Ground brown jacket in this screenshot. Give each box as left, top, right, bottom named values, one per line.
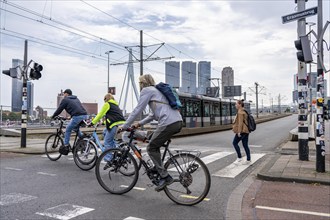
left=232, top=108, right=249, bottom=134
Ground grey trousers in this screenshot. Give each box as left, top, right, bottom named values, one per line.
left=147, top=121, right=182, bottom=178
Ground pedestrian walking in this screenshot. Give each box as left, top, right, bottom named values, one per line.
left=232, top=99, right=251, bottom=165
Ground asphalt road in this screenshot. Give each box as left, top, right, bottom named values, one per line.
left=0, top=115, right=298, bottom=220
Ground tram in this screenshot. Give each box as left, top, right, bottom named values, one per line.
left=177, top=91, right=251, bottom=128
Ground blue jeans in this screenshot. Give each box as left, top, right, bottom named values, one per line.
left=102, top=126, right=118, bottom=161
left=232, top=133, right=251, bottom=161
left=64, top=115, right=88, bottom=146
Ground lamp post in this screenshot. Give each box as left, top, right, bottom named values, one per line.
left=105, top=50, right=114, bottom=93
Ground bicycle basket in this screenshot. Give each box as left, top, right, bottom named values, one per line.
left=134, top=130, right=148, bottom=141
left=121, top=131, right=130, bottom=143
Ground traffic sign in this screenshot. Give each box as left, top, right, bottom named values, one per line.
left=282, top=7, right=317, bottom=24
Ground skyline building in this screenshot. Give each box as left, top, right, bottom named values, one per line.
left=221, top=67, right=234, bottom=99
left=11, top=59, right=34, bottom=115
left=181, top=61, right=197, bottom=93
left=198, top=61, right=211, bottom=95
left=165, top=61, right=180, bottom=88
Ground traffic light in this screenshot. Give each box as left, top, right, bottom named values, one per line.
left=2, top=68, right=18, bottom=78
left=294, top=35, right=313, bottom=63
left=29, top=63, right=43, bottom=80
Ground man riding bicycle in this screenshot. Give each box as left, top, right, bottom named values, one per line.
left=51, top=89, right=88, bottom=155
left=119, top=74, right=183, bottom=192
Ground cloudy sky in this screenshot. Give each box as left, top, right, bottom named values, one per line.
left=0, top=0, right=329, bottom=114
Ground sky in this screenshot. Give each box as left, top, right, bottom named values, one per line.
left=0, top=0, right=329, bottom=115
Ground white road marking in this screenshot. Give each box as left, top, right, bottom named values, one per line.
left=168, top=151, right=233, bottom=172
left=36, top=204, right=94, bottom=220
left=249, top=145, right=263, bottom=148
left=179, top=195, right=210, bottom=201
left=120, top=185, right=146, bottom=191
left=256, top=205, right=330, bottom=217
left=37, top=172, right=56, bottom=176
left=4, top=167, right=22, bottom=171
left=212, top=153, right=265, bottom=178
left=124, top=217, right=145, bottom=220
left=0, top=193, right=37, bottom=206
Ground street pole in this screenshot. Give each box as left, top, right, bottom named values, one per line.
left=140, top=30, right=143, bottom=76
left=255, top=82, right=259, bottom=118
left=316, top=0, right=325, bottom=172
left=297, top=0, right=309, bottom=161
left=21, top=40, right=28, bottom=148
left=105, top=50, right=114, bottom=93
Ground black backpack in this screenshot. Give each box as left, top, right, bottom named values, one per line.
left=244, top=110, right=256, bottom=132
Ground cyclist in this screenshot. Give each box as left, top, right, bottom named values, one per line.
left=119, top=74, right=183, bottom=192
left=51, top=89, right=88, bottom=155
left=90, top=93, right=125, bottom=161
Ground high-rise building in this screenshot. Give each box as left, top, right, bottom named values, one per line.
left=11, top=59, right=23, bottom=112
left=181, top=61, right=197, bottom=93
left=165, top=61, right=180, bottom=88
left=221, top=67, right=234, bottom=99
left=197, top=61, right=211, bottom=95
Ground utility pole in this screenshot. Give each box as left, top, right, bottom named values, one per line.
left=140, top=30, right=143, bottom=76
left=315, top=0, right=325, bottom=172
left=255, top=82, right=259, bottom=118
left=105, top=50, right=114, bottom=93
left=297, top=0, right=309, bottom=161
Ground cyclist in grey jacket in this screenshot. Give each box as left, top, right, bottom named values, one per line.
left=120, top=74, right=182, bottom=192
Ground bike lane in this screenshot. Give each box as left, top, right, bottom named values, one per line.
left=242, top=179, right=330, bottom=220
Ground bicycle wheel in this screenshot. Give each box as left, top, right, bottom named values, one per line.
left=164, top=153, right=211, bottom=206
left=117, top=143, right=142, bottom=176
left=95, top=148, right=139, bottom=194
left=73, top=138, right=98, bottom=171
left=45, top=134, right=63, bottom=161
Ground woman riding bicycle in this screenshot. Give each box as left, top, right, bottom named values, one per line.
left=90, top=93, right=125, bottom=161
left=119, top=74, right=183, bottom=192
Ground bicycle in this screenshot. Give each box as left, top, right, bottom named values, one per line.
left=74, top=124, right=142, bottom=171
left=95, top=127, right=211, bottom=206
left=45, top=116, right=90, bottom=169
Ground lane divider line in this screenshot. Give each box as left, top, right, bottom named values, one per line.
left=255, top=205, right=330, bottom=217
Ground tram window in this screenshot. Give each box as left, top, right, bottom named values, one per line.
left=204, top=102, right=210, bottom=117
left=222, top=102, right=229, bottom=116
left=212, top=103, right=220, bottom=117
left=186, top=101, right=194, bottom=117
left=231, top=103, right=237, bottom=115
left=193, top=101, right=201, bottom=117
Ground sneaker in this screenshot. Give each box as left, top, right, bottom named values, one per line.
left=59, top=145, right=70, bottom=155
left=155, top=175, right=174, bottom=192
left=233, top=158, right=242, bottom=165
left=242, top=160, right=252, bottom=165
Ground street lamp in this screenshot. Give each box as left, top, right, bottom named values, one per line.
left=105, top=50, right=114, bottom=93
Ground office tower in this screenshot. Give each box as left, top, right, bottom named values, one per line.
left=11, top=59, right=23, bottom=112
left=165, top=61, right=180, bottom=88
left=222, top=67, right=234, bottom=99
left=198, top=61, right=211, bottom=95
left=181, top=61, right=197, bottom=93
left=11, top=59, right=34, bottom=115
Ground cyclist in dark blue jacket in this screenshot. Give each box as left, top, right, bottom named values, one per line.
left=52, top=89, right=88, bottom=154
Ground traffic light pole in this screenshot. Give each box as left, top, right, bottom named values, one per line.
left=21, top=40, right=28, bottom=148
left=315, top=0, right=325, bottom=172
left=297, top=0, right=309, bottom=161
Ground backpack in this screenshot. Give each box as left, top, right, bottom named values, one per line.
left=155, top=82, right=182, bottom=109
left=244, top=110, right=256, bottom=132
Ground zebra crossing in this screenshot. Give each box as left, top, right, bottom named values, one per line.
left=2, top=148, right=265, bottom=220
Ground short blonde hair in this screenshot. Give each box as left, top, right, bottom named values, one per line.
left=139, top=74, right=155, bottom=89
left=104, top=93, right=114, bottom=102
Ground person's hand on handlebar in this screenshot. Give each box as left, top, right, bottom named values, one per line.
left=87, top=122, right=94, bottom=127
left=132, top=122, right=140, bottom=129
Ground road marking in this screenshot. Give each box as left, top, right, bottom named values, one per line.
left=37, top=172, right=56, bottom=176
left=4, top=167, right=22, bottom=171
left=120, top=185, right=146, bottom=191
left=179, top=195, right=210, bottom=201
left=212, top=153, right=265, bottom=178
left=0, top=193, right=37, bottom=206
left=36, top=204, right=94, bottom=220
left=256, top=205, right=330, bottom=217
left=124, top=217, right=145, bottom=220
left=249, top=145, right=263, bottom=148
left=167, top=151, right=232, bottom=172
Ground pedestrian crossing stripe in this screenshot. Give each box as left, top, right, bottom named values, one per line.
left=168, top=151, right=233, bottom=172
left=0, top=193, right=37, bottom=206
left=212, top=153, right=265, bottom=178
left=36, top=204, right=94, bottom=220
